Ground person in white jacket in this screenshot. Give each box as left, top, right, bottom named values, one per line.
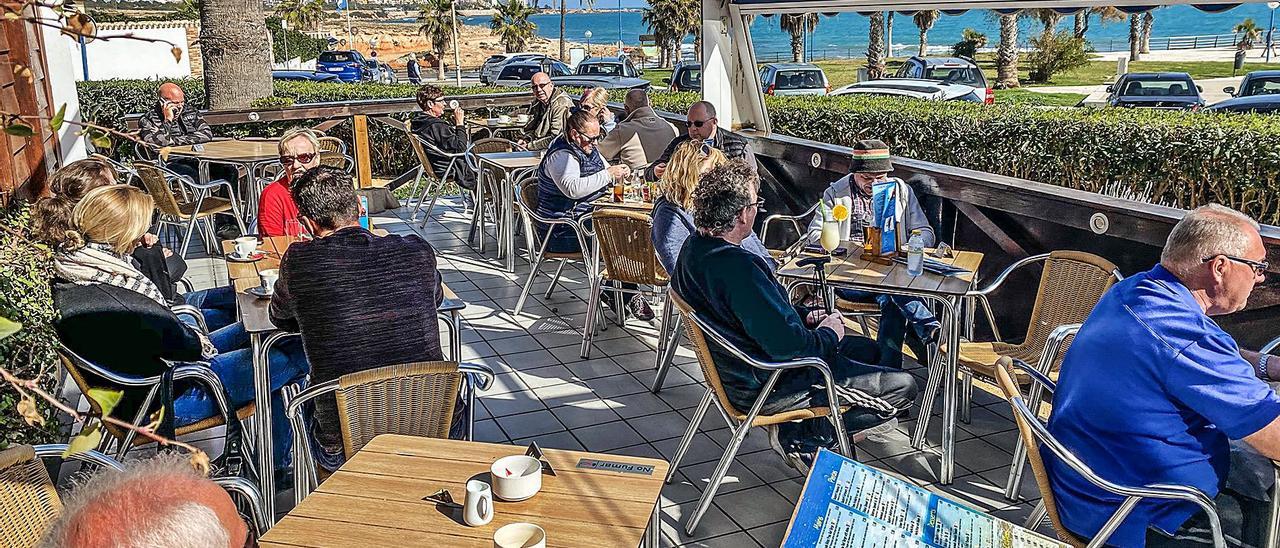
left=804, top=140, right=940, bottom=369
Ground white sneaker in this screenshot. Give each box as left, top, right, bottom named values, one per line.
left=766, top=424, right=813, bottom=475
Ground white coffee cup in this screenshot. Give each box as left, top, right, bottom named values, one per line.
left=493, top=523, right=545, bottom=548
left=499, top=114, right=512, bottom=124
left=464, top=480, right=494, bottom=527
left=233, top=236, right=257, bottom=257
left=258, top=268, right=279, bottom=294
left=490, top=455, right=541, bottom=501
left=448, top=99, right=460, bottom=110
left=516, top=114, right=529, bottom=124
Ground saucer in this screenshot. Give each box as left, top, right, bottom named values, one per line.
left=227, top=250, right=266, bottom=262
left=245, top=286, right=274, bottom=299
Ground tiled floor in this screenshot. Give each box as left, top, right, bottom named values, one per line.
left=184, top=198, right=1052, bottom=547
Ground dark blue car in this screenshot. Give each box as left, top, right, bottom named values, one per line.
left=272, top=70, right=341, bottom=83
left=1105, top=72, right=1204, bottom=110
left=315, top=50, right=370, bottom=83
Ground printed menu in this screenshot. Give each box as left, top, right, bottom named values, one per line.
left=783, top=450, right=1068, bottom=548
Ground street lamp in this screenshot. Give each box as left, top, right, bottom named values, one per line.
left=585, top=30, right=593, bottom=58
left=1268, top=2, right=1279, bottom=63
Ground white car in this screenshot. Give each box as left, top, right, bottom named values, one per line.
left=830, top=79, right=987, bottom=103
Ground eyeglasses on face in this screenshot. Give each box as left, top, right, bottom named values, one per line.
left=580, top=133, right=602, bottom=144
left=741, top=198, right=765, bottom=213
left=532, top=82, right=552, bottom=90
left=1203, top=254, right=1269, bottom=277
left=687, top=117, right=714, bottom=128
left=280, top=152, right=317, bottom=166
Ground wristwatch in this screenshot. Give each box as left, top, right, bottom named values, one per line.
left=1261, top=353, right=1271, bottom=380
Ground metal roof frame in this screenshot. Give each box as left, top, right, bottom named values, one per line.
left=730, top=1, right=1254, bottom=16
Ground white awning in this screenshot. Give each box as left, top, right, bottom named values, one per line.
left=729, top=1, right=1260, bottom=16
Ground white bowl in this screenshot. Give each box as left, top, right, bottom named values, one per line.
left=493, top=522, right=545, bottom=548
left=498, top=115, right=512, bottom=124
left=491, top=455, right=541, bottom=501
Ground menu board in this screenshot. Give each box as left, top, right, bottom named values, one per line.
left=782, top=450, right=1068, bottom=548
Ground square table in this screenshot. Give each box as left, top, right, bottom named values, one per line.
left=476, top=151, right=542, bottom=272
left=222, top=231, right=466, bottom=524
left=168, top=138, right=281, bottom=214
left=775, top=244, right=984, bottom=485
left=259, top=434, right=669, bottom=547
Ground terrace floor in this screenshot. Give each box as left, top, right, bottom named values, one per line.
left=181, top=197, right=1054, bottom=547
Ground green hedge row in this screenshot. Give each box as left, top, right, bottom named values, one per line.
left=78, top=80, right=1280, bottom=223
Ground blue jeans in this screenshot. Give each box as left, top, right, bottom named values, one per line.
left=173, top=324, right=309, bottom=472
left=184, top=286, right=237, bottom=332
left=836, top=289, right=939, bottom=369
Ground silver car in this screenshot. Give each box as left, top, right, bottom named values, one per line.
left=760, top=63, right=829, bottom=96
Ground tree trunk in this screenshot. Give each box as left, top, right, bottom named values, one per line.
left=1140, top=12, right=1153, bottom=54
left=918, top=29, right=928, bottom=56
left=1074, top=12, right=1087, bottom=38
left=438, top=55, right=445, bottom=79
left=885, top=12, right=893, bottom=58
left=867, top=12, right=886, bottom=79
left=996, top=13, right=1019, bottom=89
left=1129, top=14, right=1141, bottom=61
left=559, top=0, right=566, bottom=61
left=201, top=0, right=273, bottom=108
left=789, top=27, right=803, bottom=62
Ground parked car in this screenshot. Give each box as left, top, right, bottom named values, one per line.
left=481, top=53, right=549, bottom=84
left=1207, top=94, right=1280, bottom=114
left=1105, top=72, right=1205, bottom=109
left=316, top=50, right=371, bottom=83
left=1223, top=70, right=1280, bottom=98
left=760, top=63, right=829, bottom=96
left=364, top=59, right=398, bottom=84
left=491, top=60, right=572, bottom=86
left=665, top=62, right=701, bottom=93
left=830, top=79, right=985, bottom=103
left=271, top=70, right=341, bottom=83
left=576, top=56, right=642, bottom=78
left=550, top=75, right=651, bottom=90
left=892, top=56, right=993, bottom=104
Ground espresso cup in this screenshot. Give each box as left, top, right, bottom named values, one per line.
left=233, top=236, right=257, bottom=257
left=490, top=455, right=542, bottom=501
left=258, top=268, right=279, bottom=294
left=493, top=523, right=545, bottom=548
left=448, top=99, right=460, bottom=110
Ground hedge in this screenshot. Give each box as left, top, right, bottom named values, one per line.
left=78, top=80, right=1280, bottom=223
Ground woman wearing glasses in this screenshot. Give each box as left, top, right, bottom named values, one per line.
left=258, top=128, right=322, bottom=237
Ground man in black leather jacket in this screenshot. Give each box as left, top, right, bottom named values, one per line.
left=644, top=100, right=756, bottom=181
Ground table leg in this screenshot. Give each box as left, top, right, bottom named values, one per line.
left=647, top=502, right=661, bottom=548
left=476, top=169, right=487, bottom=252
left=451, top=310, right=462, bottom=363
left=939, top=297, right=960, bottom=485
left=504, top=175, right=516, bottom=273
left=250, top=332, right=277, bottom=526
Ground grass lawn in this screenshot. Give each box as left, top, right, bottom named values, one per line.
left=995, top=89, right=1087, bottom=107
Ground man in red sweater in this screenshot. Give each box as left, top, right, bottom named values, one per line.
left=258, top=128, right=321, bottom=236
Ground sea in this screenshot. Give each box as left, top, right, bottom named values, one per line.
left=460, top=4, right=1279, bottom=59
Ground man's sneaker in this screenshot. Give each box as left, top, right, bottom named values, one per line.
left=628, top=294, right=655, bottom=321
left=856, top=417, right=900, bottom=444
left=766, top=424, right=814, bottom=475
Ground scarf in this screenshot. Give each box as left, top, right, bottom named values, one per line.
left=56, top=243, right=217, bottom=358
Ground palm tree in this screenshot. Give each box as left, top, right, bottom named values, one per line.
left=201, top=0, right=272, bottom=108
left=780, top=13, right=819, bottom=63
left=1129, top=13, right=1141, bottom=60
left=866, top=11, right=886, bottom=79
left=995, top=12, right=1019, bottom=88
left=1141, top=11, right=1154, bottom=54
left=912, top=10, right=939, bottom=56
left=1074, top=11, right=1087, bottom=38
left=1028, top=8, right=1062, bottom=39
left=490, top=0, right=536, bottom=53
left=418, top=0, right=456, bottom=78
left=582, top=0, right=595, bottom=12
left=1235, top=18, right=1262, bottom=50
left=642, top=0, right=698, bottom=67
left=274, top=0, right=325, bottom=30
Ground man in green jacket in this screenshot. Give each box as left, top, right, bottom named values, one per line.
left=518, top=72, right=574, bottom=151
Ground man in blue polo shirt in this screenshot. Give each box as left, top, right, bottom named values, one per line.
left=1047, top=204, right=1280, bottom=547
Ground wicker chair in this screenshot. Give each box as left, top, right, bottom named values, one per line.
left=666, top=291, right=857, bottom=536
left=512, top=177, right=595, bottom=316
left=464, top=138, right=516, bottom=251
left=993, top=358, right=1225, bottom=548
left=316, top=136, right=353, bottom=173
left=404, top=120, right=465, bottom=223
left=911, top=251, right=1121, bottom=498
left=57, top=345, right=255, bottom=460
left=134, top=160, right=246, bottom=258
left=581, top=209, right=672, bottom=370
left=283, top=361, right=494, bottom=506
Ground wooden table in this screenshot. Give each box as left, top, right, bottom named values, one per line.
left=775, top=244, right=983, bottom=485
left=259, top=434, right=668, bottom=547
left=169, top=138, right=281, bottom=216
left=591, top=196, right=654, bottom=212
left=476, top=151, right=542, bottom=272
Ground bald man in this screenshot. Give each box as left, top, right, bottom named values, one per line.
left=597, top=88, right=677, bottom=172
left=644, top=100, right=756, bottom=181
left=519, top=71, right=574, bottom=151
left=138, top=82, right=213, bottom=148
left=41, top=453, right=249, bottom=548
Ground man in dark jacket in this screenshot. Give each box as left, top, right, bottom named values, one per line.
left=644, top=100, right=756, bottom=181
left=410, top=84, right=474, bottom=190
left=269, top=166, right=454, bottom=471
left=671, top=160, right=917, bottom=472
left=519, top=72, right=574, bottom=151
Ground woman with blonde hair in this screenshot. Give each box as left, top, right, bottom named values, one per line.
left=50, top=185, right=308, bottom=474
left=576, top=86, right=616, bottom=134
left=650, top=140, right=773, bottom=274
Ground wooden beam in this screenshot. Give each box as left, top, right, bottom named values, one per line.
left=953, top=201, right=1028, bottom=258
left=353, top=115, right=372, bottom=189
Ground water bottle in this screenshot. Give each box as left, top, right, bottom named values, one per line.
left=906, top=229, right=925, bottom=277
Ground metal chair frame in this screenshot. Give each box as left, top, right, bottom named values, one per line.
left=666, top=296, right=853, bottom=536
left=579, top=209, right=672, bottom=363
left=316, top=136, right=354, bottom=173
left=997, top=359, right=1225, bottom=548
left=89, top=153, right=140, bottom=187
left=511, top=177, right=596, bottom=316
left=404, top=121, right=465, bottom=223
left=464, top=138, right=517, bottom=250
left=134, top=160, right=248, bottom=257
left=283, top=362, right=494, bottom=506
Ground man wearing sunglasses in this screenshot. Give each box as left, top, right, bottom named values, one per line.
left=1048, top=204, right=1280, bottom=548
left=643, top=100, right=756, bottom=181
left=258, top=128, right=321, bottom=237
left=519, top=71, right=574, bottom=151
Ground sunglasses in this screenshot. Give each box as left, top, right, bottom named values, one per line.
left=280, top=152, right=317, bottom=166
left=532, top=82, right=552, bottom=90
left=687, top=117, right=714, bottom=128
left=1204, top=254, right=1269, bottom=277
left=581, top=133, right=602, bottom=144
